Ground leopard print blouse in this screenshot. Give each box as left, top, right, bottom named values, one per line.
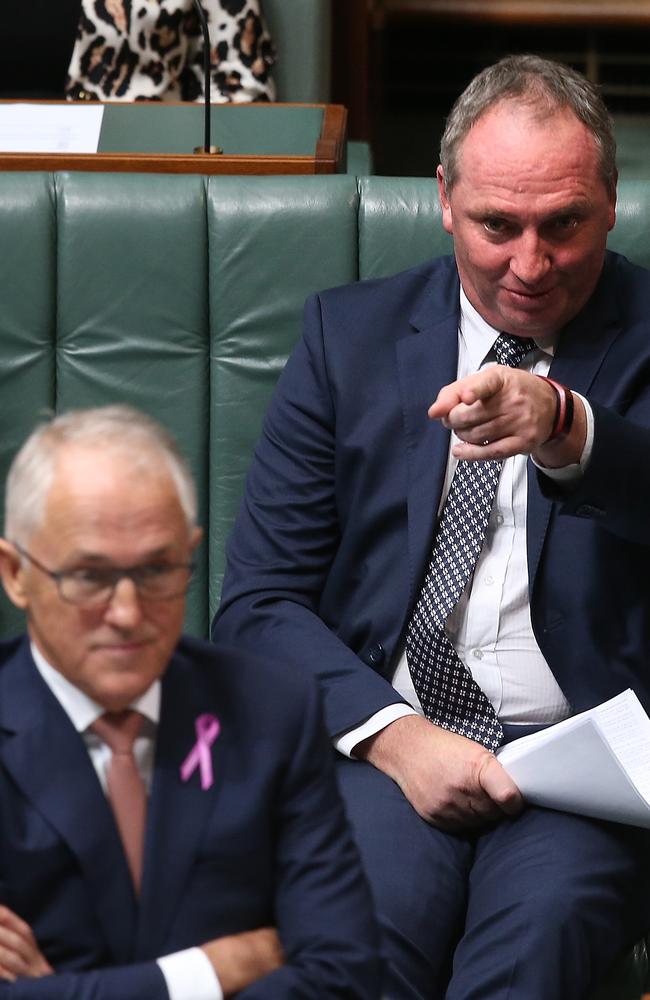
left=65, top=0, right=275, bottom=103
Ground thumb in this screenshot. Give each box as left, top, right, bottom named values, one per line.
left=478, top=753, right=524, bottom=817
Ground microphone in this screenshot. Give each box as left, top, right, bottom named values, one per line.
left=192, top=0, right=222, bottom=155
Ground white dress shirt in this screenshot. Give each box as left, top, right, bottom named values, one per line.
left=31, top=643, right=222, bottom=1000
left=336, top=288, right=595, bottom=756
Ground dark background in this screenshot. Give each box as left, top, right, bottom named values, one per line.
left=331, top=0, right=650, bottom=176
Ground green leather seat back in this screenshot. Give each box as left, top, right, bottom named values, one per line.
left=0, top=174, right=57, bottom=638
left=0, top=172, right=359, bottom=639
left=205, top=174, right=358, bottom=610
left=358, top=176, right=452, bottom=280
left=608, top=179, right=650, bottom=267
left=0, top=172, right=648, bottom=641
left=357, top=176, right=650, bottom=278
left=0, top=172, right=212, bottom=636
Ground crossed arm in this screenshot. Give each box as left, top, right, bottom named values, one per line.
left=0, top=905, right=283, bottom=996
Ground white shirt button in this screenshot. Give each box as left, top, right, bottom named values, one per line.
left=485, top=575, right=494, bottom=586
left=472, top=648, right=483, bottom=660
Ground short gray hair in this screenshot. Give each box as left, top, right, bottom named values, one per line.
left=439, top=54, right=616, bottom=194
left=4, top=405, right=198, bottom=545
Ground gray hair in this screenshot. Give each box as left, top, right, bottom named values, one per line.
left=4, top=405, right=198, bottom=545
left=439, top=54, right=616, bottom=194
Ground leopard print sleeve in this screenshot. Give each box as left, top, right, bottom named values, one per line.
left=64, top=0, right=276, bottom=103
left=180, top=0, right=276, bottom=102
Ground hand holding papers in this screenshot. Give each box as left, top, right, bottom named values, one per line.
left=497, top=690, right=650, bottom=828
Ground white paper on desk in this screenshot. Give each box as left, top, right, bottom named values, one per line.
left=497, top=689, right=650, bottom=828
left=0, top=104, right=104, bottom=153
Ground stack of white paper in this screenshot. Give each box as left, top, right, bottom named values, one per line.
left=497, top=689, right=650, bottom=828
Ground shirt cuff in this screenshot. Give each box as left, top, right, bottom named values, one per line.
left=158, top=947, right=223, bottom=1000
left=335, top=704, right=418, bottom=758
left=533, top=392, right=594, bottom=480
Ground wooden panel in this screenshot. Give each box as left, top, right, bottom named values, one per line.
left=315, top=104, right=349, bottom=174
left=376, top=1, right=650, bottom=27
left=332, top=0, right=372, bottom=141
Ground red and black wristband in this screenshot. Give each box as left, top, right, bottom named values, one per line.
left=535, top=375, right=575, bottom=444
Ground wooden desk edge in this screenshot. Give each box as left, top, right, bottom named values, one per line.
left=0, top=102, right=349, bottom=175
left=0, top=152, right=341, bottom=175
left=376, top=1, right=650, bottom=27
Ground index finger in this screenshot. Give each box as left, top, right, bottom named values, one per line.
left=428, top=368, right=505, bottom=420
left=0, top=907, right=29, bottom=934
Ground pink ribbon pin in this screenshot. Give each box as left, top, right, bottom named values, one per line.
left=180, top=714, right=220, bottom=790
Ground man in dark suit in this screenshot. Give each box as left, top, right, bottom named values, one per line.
left=214, top=55, right=650, bottom=998
left=0, top=405, right=381, bottom=999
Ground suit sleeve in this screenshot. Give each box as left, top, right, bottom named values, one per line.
left=540, top=399, right=650, bottom=546
left=214, top=293, right=405, bottom=738
left=0, top=961, right=167, bottom=999
left=237, top=676, right=382, bottom=999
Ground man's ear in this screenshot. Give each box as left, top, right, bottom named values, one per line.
left=190, top=526, right=203, bottom=553
left=0, top=540, right=29, bottom=610
left=607, top=170, right=618, bottom=232
left=436, top=165, right=453, bottom=236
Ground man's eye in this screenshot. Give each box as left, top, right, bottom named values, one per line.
left=554, top=215, right=579, bottom=231
left=137, top=564, right=172, bottom=579
left=483, top=218, right=508, bottom=235
left=69, top=568, right=109, bottom=587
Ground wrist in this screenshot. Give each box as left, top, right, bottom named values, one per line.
left=535, top=375, right=574, bottom=443
left=533, top=386, right=587, bottom=469
left=355, top=714, right=432, bottom=773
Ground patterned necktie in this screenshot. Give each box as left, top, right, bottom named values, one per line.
left=91, top=710, right=147, bottom=893
left=406, top=333, right=536, bottom=751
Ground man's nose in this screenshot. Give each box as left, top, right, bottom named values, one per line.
left=104, top=576, right=143, bottom=627
left=510, top=232, right=551, bottom=286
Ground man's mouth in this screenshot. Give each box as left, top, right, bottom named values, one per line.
left=503, top=286, right=556, bottom=303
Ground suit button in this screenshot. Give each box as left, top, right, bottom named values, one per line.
left=367, top=643, right=385, bottom=666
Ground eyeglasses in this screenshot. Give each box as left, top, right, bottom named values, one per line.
left=12, top=543, right=194, bottom=607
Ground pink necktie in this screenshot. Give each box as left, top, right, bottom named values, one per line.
left=91, top=710, right=147, bottom=893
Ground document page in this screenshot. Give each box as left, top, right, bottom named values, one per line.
left=591, top=692, right=650, bottom=800
left=497, top=690, right=650, bottom=828
left=0, top=104, right=104, bottom=154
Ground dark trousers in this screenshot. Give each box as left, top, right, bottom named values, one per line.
left=336, top=753, right=650, bottom=999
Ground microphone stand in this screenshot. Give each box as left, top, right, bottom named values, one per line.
left=192, top=0, right=222, bottom=155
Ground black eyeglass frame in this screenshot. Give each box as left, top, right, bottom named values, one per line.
left=11, top=542, right=195, bottom=606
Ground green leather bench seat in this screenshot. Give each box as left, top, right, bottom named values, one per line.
left=0, top=171, right=648, bottom=997
left=2, top=171, right=650, bottom=644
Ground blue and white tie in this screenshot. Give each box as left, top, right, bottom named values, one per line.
left=406, top=333, right=536, bottom=751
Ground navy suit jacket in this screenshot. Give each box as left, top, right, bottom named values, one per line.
left=0, top=636, right=380, bottom=998
left=215, top=251, right=650, bottom=738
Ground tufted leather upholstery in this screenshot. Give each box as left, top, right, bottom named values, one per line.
left=1, top=171, right=649, bottom=637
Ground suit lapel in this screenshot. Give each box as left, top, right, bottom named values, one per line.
left=397, top=264, right=461, bottom=608
left=136, top=649, right=225, bottom=958
left=0, top=640, right=137, bottom=961
left=394, top=256, right=623, bottom=603
left=527, top=259, right=623, bottom=586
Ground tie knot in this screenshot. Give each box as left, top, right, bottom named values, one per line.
left=493, top=333, right=536, bottom=368
left=91, top=710, right=144, bottom=754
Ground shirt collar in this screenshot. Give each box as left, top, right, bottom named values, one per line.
left=459, top=285, right=555, bottom=366
left=30, top=641, right=161, bottom=733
